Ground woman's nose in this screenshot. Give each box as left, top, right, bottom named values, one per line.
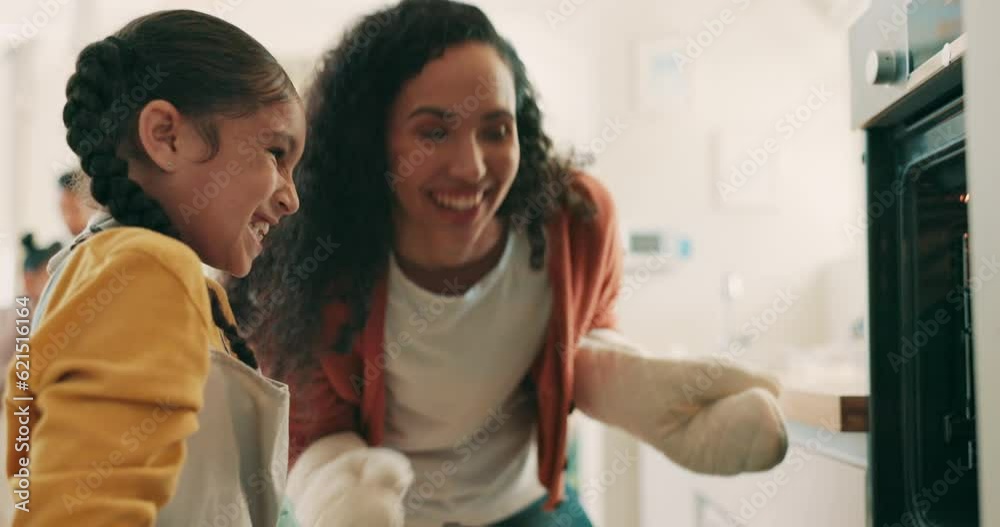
left=448, top=139, right=487, bottom=184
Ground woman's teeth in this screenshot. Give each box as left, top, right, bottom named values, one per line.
left=430, top=191, right=485, bottom=211
left=249, top=220, right=269, bottom=243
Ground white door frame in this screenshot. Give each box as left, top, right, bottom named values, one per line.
left=962, top=1, right=1000, bottom=525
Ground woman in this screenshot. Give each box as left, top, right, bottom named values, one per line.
left=230, top=1, right=788, bottom=525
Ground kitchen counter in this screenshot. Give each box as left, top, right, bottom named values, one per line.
left=779, top=384, right=868, bottom=432
left=767, top=358, right=869, bottom=433
left=773, top=360, right=869, bottom=466
left=786, top=420, right=868, bottom=469
left=673, top=347, right=870, bottom=432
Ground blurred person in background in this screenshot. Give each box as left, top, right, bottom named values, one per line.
left=58, top=170, right=99, bottom=237
left=17, top=234, right=61, bottom=305
left=0, top=234, right=62, bottom=393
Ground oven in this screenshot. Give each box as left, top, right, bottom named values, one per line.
left=850, top=1, right=979, bottom=525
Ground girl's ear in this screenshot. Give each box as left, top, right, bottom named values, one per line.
left=136, top=99, right=183, bottom=172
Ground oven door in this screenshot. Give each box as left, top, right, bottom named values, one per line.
left=867, top=93, right=980, bottom=526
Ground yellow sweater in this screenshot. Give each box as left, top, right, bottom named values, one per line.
left=5, top=227, right=234, bottom=525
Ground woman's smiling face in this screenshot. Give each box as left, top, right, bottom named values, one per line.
left=386, top=42, right=520, bottom=255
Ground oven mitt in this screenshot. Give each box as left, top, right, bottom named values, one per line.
left=575, top=329, right=789, bottom=475
left=286, top=432, right=413, bottom=527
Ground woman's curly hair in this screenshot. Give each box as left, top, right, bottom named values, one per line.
left=228, top=0, right=593, bottom=378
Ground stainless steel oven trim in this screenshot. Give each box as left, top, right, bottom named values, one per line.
left=908, top=34, right=967, bottom=90
left=855, top=33, right=967, bottom=129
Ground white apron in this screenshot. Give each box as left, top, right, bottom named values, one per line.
left=22, top=216, right=292, bottom=526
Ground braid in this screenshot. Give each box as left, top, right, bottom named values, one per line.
left=63, top=36, right=258, bottom=370
left=64, top=38, right=179, bottom=238
left=209, top=290, right=258, bottom=370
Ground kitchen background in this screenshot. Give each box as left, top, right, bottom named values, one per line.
left=3, top=0, right=970, bottom=526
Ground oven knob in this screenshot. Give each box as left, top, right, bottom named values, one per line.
left=866, top=50, right=901, bottom=85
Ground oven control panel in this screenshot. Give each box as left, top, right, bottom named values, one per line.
left=849, top=0, right=965, bottom=128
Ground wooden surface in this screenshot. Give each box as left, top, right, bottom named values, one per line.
left=778, top=385, right=869, bottom=432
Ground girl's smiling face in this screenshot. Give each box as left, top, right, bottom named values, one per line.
left=134, top=98, right=306, bottom=277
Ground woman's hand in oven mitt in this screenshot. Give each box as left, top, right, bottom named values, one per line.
left=574, top=329, right=788, bottom=475
left=286, top=432, right=413, bottom=527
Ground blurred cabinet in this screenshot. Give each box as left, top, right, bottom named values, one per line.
left=691, top=444, right=866, bottom=527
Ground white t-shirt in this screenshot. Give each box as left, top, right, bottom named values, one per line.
left=383, top=229, right=553, bottom=526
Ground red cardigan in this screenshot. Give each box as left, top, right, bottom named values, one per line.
left=288, top=173, right=622, bottom=510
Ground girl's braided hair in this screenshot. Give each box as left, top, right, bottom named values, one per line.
left=62, top=9, right=298, bottom=368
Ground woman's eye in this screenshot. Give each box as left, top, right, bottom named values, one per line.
left=268, top=148, right=286, bottom=160
left=419, top=128, right=447, bottom=141
left=484, top=125, right=509, bottom=141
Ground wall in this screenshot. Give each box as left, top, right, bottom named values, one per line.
left=3, top=0, right=86, bottom=306
left=581, top=0, right=865, bottom=363
left=0, top=50, right=15, bottom=304
left=559, top=0, right=866, bottom=524
left=963, top=0, right=1000, bottom=524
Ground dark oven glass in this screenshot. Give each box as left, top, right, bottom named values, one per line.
left=868, top=92, right=980, bottom=526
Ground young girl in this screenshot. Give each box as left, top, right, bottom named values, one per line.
left=231, top=1, right=787, bottom=525
left=5, top=10, right=305, bottom=525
